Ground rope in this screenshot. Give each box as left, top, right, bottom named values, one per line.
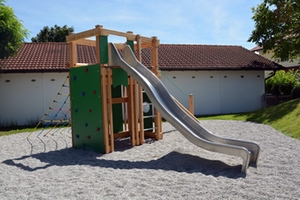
left=141, top=48, right=188, bottom=97
left=27, top=76, right=70, bottom=138
left=160, top=71, right=189, bottom=97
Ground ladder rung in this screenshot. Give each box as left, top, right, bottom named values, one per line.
left=143, top=115, right=156, bottom=119
left=144, top=127, right=157, bottom=131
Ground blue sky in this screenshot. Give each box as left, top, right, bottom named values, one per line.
left=6, top=0, right=262, bottom=49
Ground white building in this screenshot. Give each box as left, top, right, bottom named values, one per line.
left=0, top=43, right=284, bottom=126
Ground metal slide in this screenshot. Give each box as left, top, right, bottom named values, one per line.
left=108, top=43, right=260, bottom=173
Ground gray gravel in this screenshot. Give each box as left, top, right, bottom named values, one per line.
left=0, top=120, right=299, bottom=199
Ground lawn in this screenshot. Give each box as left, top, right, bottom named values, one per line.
left=198, top=98, right=300, bottom=140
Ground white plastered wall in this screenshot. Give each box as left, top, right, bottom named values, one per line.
left=160, top=70, right=265, bottom=115
left=0, top=72, right=69, bottom=126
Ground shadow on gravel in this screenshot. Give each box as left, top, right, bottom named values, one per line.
left=2, top=147, right=245, bottom=179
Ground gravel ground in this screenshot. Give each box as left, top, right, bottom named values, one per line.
left=0, top=120, right=299, bottom=199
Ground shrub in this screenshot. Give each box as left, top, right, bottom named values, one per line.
left=266, top=70, right=299, bottom=95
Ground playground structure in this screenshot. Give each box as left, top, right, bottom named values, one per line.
left=66, top=25, right=261, bottom=173
left=66, top=25, right=163, bottom=153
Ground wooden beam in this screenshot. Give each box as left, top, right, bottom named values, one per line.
left=76, top=39, right=96, bottom=46
left=66, top=25, right=154, bottom=44
left=173, top=96, right=199, bottom=123
left=111, top=97, right=128, bottom=104
left=114, top=131, right=130, bottom=139
left=66, top=25, right=103, bottom=42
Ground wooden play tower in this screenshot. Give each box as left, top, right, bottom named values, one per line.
left=66, top=25, right=163, bottom=153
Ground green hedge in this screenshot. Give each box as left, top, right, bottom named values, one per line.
left=266, top=70, right=300, bottom=96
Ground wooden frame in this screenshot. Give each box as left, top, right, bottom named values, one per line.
left=67, top=25, right=163, bottom=153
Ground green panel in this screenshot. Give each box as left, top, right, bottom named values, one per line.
left=112, top=86, right=123, bottom=133
left=127, top=40, right=154, bottom=131
left=70, top=64, right=105, bottom=153
left=127, top=40, right=134, bottom=50
left=112, top=68, right=128, bottom=87
left=100, top=36, right=108, bottom=64
left=143, top=92, right=153, bottom=131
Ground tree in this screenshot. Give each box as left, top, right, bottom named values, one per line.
left=31, top=25, right=74, bottom=42
left=248, top=0, right=300, bottom=62
left=0, top=0, right=28, bottom=59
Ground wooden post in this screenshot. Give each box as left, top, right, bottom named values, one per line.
left=189, top=94, right=194, bottom=115
left=107, top=69, right=114, bottom=152
left=69, top=41, right=77, bottom=147
left=122, top=86, right=128, bottom=131
left=151, top=36, right=163, bottom=139
left=136, top=34, right=144, bottom=144
left=128, top=76, right=136, bottom=146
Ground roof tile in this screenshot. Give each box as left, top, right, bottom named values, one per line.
left=0, top=42, right=284, bottom=73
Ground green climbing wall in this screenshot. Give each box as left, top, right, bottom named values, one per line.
left=70, top=64, right=105, bottom=152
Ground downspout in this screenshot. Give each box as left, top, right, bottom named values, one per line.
left=262, top=70, right=276, bottom=108
left=265, top=70, right=276, bottom=81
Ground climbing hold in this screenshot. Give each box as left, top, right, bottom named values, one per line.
left=85, top=123, right=88, bottom=127
left=87, top=135, right=91, bottom=139
left=81, top=91, right=86, bottom=96
left=73, top=76, right=77, bottom=81
left=93, top=90, right=97, bottom=94
left=96, top=127, right=100, bottom=131
left=76, top=134, right=80, bottom=138
left=88, top=109, right=92, bottom=113
left=75, top=108, right=79, bottom=113
left=85, top=68, right=89, bottom=73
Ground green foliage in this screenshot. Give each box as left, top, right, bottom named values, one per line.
left=266, top=70, right=299, bottom=95
left=248, top=0, right=300, bottom=62
left=31, top=25, right=74, bottom=42
left=0, top=0, right=28, bottom=59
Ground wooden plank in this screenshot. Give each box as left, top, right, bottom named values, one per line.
left=114, top=131, right=130, bottom=139
left=133, top=79, right=139, bottom=145
left=128, top=76, right=136, bottom=146
left=136, top=35, right=144, bottom=144
left=97, top=34, right=109, bottom=153
left=111, top=97, right=128, bottom=104
left=173, top=96, right=199, bottom=123
left=75, top=63, right=88, bottom=67
left=66, top=25, right=102, bottom=42
left=76, top=39, right=96, bottom=46
left=107, top=68, right=114, bottom=152
left=101, top=66, right=109, bottom=153
left=144, top=131, right=157, bottom=138
left=138, top=85, right=144, bottom=144
left=69, top=42, right=76, bottom=148
left=123, top=86, right=128, bottom=131
left=67, top=26, right=154, bottom=44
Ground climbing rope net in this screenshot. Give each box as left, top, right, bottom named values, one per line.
left=27, top=76, right=71, bottom=138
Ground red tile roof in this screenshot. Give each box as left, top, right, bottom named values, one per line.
left=154, top=44, right=283, bottom=70
left=0, top=42, right=284, bottom=73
